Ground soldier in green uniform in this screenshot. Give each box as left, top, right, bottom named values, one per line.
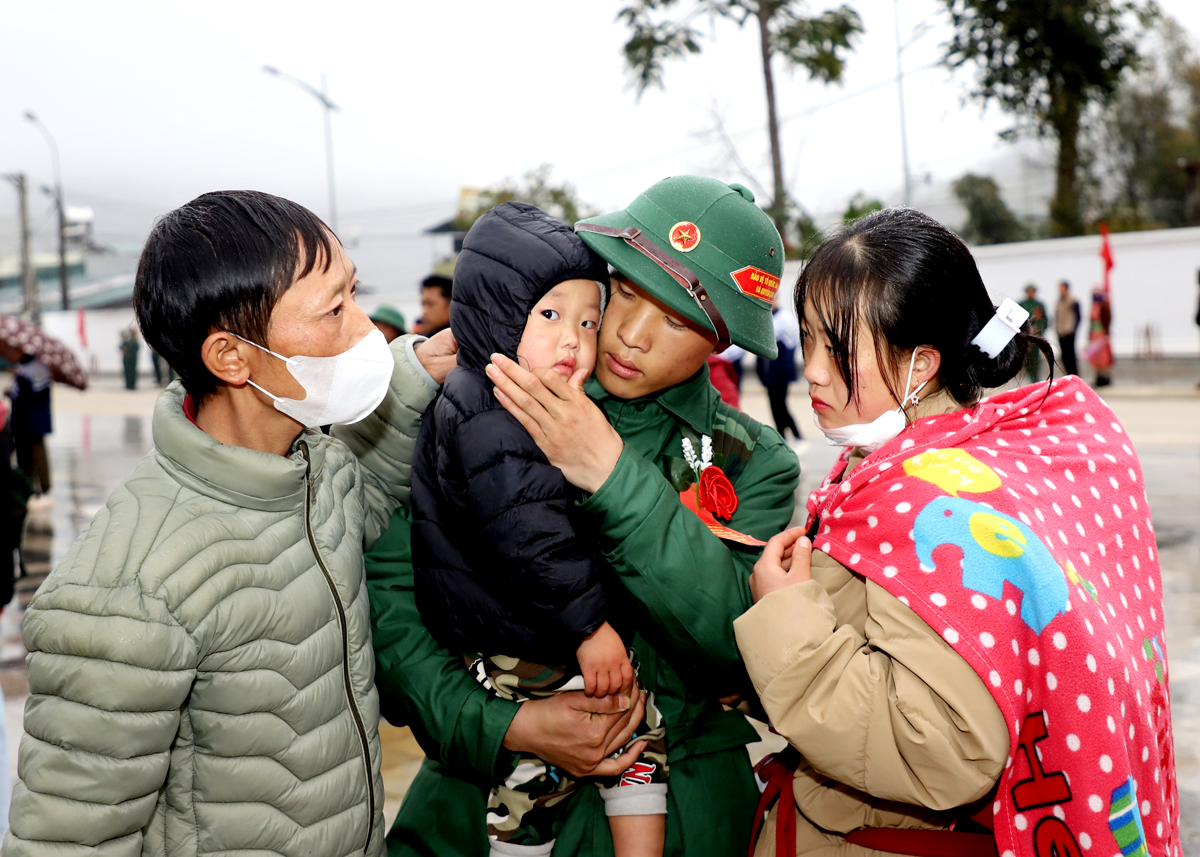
left=120, top=327, right=140, bottom=390
left=362, top=176, right=800, bottom=856
left=1019, top=284, right=1048, bottom=381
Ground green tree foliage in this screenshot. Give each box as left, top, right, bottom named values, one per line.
left=451, top=165, right=596, bottom=231
left=842, top=192, right=883, bottom=222
left=618, top=0, right=862, bottom=242
left=940, top=0, right=1151, bottom=237
left=952, top=173, right=1027, bottom=245
left=1096, top=16, right=1200, bottom=229
left=790, top=207, right=822, bottom=259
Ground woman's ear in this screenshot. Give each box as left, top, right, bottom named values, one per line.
left=912, top=345, right=941, bottom=388
left=200, top=331, right=252, bottom=386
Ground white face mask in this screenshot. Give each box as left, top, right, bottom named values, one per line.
left=814, top=350, right=928, bottom=454
left=232, top=328, right=393, bottom=427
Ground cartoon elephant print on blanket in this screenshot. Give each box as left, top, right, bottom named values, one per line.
left=913, top=496, right=1070, bottom=635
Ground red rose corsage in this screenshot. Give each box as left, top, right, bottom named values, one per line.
left=678, top=435, right=764, bottom=546
left=698, top=466, right=738, bottom=520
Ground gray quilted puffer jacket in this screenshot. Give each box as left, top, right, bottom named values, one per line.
left=6, top=336, right=437, bottom=857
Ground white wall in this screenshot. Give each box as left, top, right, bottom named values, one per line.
left=40, top=308, right=153, bottom=376
left=782, top=226, right=1200, bottom=357
left=971, top=228, right=1200, bottom=357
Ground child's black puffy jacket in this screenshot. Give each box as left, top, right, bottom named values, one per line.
left=411, top=202, right=612, bottom=664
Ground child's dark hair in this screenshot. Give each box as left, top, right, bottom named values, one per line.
left=794, top=207, right=1052, bottom=407
left=134, top=190, right=335, bottom=402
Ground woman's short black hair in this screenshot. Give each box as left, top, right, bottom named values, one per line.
left=794, top=207, right=1048, bottom=407
left=134, top=190, right=335, bottom=402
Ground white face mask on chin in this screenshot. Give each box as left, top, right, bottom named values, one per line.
left=814, top=350, right=928, bottom=454
left=232, top=327, right=394, bottom=428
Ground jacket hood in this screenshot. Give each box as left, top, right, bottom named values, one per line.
left=450, top=202, right=609, bottom=373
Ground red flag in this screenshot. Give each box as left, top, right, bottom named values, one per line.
left=77, top=307, right=88, bottom=349
left=1098, top=222, right=1114, bottom=295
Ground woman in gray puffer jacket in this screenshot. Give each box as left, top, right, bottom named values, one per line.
left=5, top=191, right=450, bottom=857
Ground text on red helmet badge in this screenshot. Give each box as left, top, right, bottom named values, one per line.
left=669, top=221, right=701, bottom=253
left=730, top=265, right=780, bottom=304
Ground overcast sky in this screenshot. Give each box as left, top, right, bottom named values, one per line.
left=3, top=0, right=1199, bottom=301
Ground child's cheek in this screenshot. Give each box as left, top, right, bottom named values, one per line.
left=582, top=337, right=599, bottom=373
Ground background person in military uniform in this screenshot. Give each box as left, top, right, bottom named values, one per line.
left=120, top=327, right=140, bottom=390
left=370, top=305, right=407, bottom=343
left=149, top=346, right=175, bottom=386
left=1018, top=284, right=1047, bottom=380
left=353, top=177, right=800, bottom=857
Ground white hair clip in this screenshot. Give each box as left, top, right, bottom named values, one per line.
left=971, top=297, right=1029, bottom=358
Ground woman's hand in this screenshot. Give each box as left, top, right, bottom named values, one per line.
left=749, top=527, right=813, bottom=603
left=485, top=353, right=624, bottom=494
left=503, top=689, right=647, bottom=778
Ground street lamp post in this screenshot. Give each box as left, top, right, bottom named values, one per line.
left=893, top=6, right=930, bottom=208
left=263, top=66, right=340, bottom=232
left=2, top=173, right=39, bottom=321
left=894, top=0, right=911, bottom=207
left=24, top=110, right=70, bottom=311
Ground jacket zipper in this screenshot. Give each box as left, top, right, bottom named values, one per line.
left=301, top=444, right=376, bottom=850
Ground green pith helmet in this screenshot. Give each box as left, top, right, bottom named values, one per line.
left=575, top=175, right=783, bottom=358
left=369, top=305, right=407, bottom=333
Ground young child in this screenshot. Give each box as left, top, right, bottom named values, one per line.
left=411, top=202, right=667, bottom=857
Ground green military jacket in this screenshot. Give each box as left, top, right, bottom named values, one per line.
left=368, top=367, right=800, bottom=856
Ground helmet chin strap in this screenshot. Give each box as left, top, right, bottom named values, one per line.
left=575, top=222, right=731, bottom=349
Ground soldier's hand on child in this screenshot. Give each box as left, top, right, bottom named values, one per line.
left=576, top=621, right=636, bottom=698
left=503, top=689, right=647, bottom=779
left=749, top=527, right=813, bottom=603
left=487, top=353, right=624, bottom=494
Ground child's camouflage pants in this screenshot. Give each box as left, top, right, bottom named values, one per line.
left=466, top=651, right=669, bottom=852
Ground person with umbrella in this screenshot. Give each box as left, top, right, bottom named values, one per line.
left=0, top=315, right=89, bottom=392
left=0, top=315, right=88, bottom=501
left=7, top=352, right=52, bottom=498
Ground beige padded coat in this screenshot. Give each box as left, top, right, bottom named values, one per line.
left=734, top=390, right=1011, bottom=856
left=5, top=336, right=437, bottom=857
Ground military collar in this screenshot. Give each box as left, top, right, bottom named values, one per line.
left=586, top=362, right=718, bottom=435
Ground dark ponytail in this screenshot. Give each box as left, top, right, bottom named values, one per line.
left=794, top=207, right=1052, bottom=407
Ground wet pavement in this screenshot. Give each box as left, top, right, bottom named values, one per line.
left=0, top=366, right=1197, bottom=845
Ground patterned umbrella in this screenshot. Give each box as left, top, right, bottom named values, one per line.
left=0, top=316, right=88, bottom=390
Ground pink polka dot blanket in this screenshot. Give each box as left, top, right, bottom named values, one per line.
left=804, top=376, right=1178, bottom=857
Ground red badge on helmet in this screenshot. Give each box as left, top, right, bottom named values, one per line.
left=730, top=265, right=780, bottom=303
left=669, top=221, right=701, bottom=253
